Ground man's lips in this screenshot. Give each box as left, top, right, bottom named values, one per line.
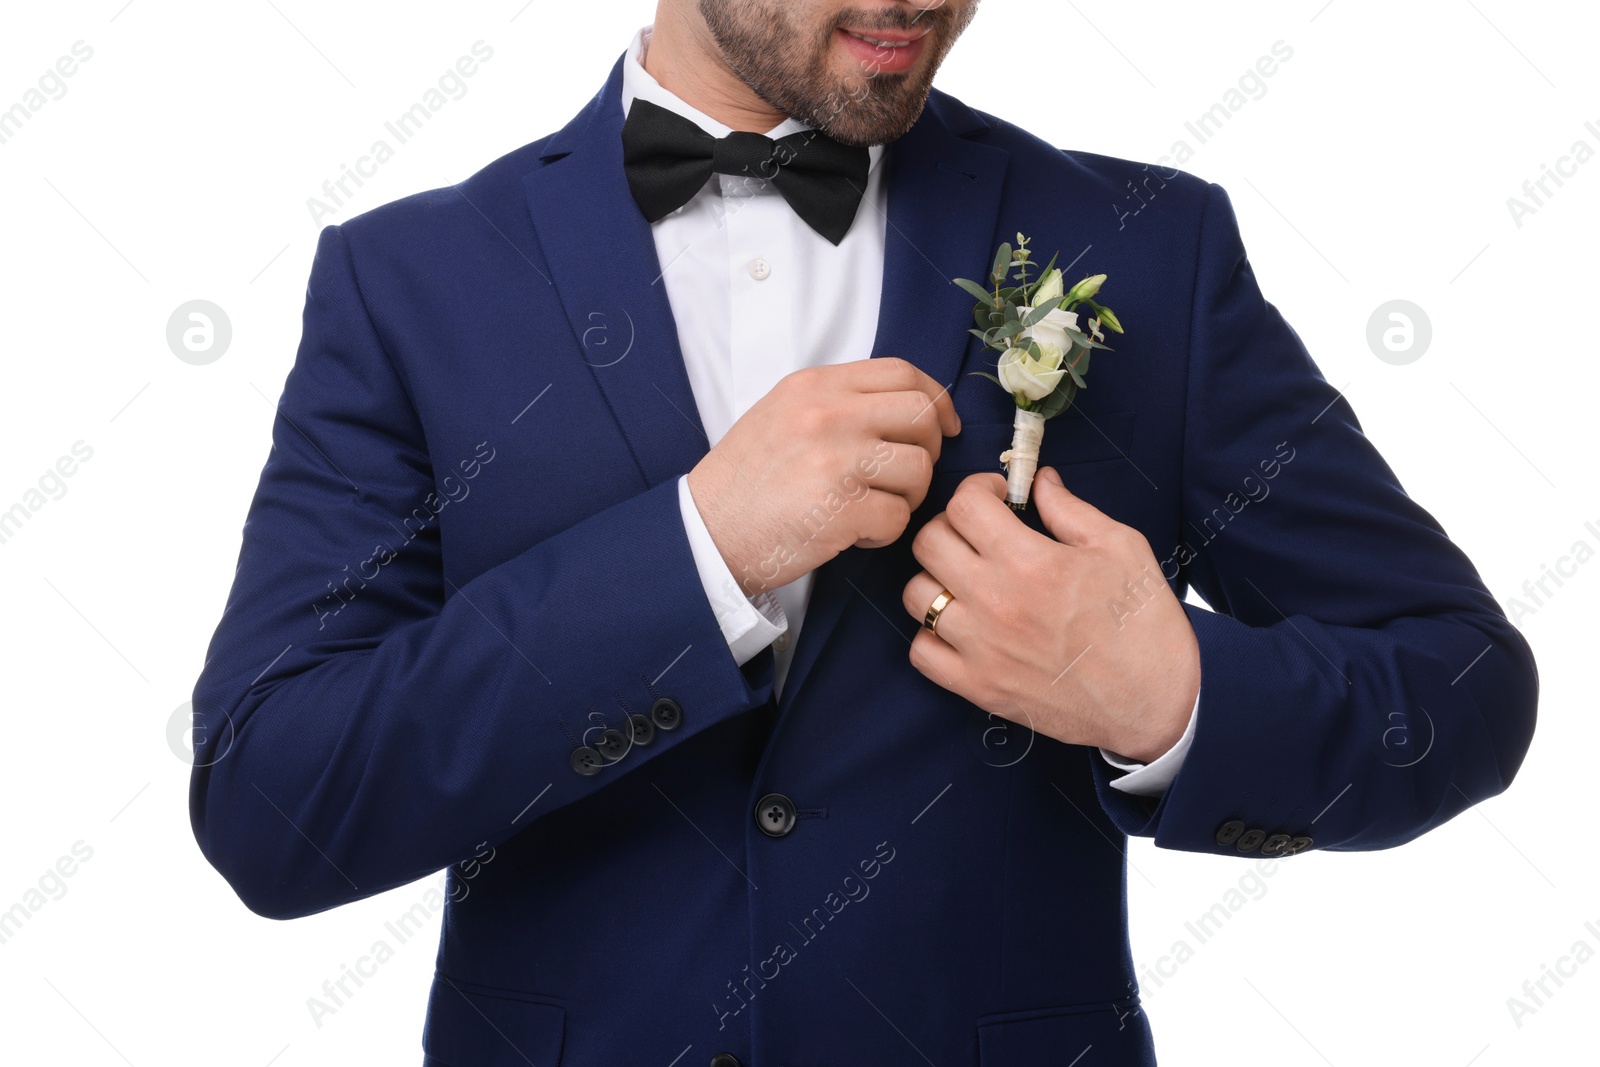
left=834, top=25, right=931, bottom=74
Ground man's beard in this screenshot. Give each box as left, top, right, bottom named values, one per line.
left=697, top=0, right=975, bottom=146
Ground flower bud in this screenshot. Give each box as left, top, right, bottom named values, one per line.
left=1032, top=269, right=1064, bottom=306
left=1065, top=273, right=1107, bottom=303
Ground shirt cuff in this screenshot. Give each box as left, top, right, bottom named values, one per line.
left=1098, top=685, right=1200, bottom=797
left=677, top=474, right=788, bottom=666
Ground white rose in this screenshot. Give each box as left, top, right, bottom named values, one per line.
left=998, top=343, right=1066, bottom=401
left=1022, top=307, right=1081, bottom=355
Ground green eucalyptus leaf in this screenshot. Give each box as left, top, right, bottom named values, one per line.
left=1024, top=298, right=1063, bottom=326
left=1034, top=381, right=1078, bottom=419
left=991, top=243, right=1012, bottom=283
left=954, top=277, right=997, bottom=307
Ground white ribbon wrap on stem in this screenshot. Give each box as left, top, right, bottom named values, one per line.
left=998, top=407, right=1046, bottom=511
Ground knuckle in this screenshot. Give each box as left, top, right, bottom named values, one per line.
left=908, top=444, right=934, bottom=483
left=909, top=521, right=930, bottom=559
left=883, top=494, right=912, bottom=538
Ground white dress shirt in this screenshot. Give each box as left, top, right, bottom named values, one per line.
left=620, top=26, right=1196, bottom=796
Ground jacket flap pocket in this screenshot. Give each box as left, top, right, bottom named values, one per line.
left=422, top=973, right=566, bottom=1067
left=978, top=999, right=1154, bottom=1066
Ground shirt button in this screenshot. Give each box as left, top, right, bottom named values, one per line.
left=748, top=258, right=771, bottom=281
left=773, top=632, right=791, bottom=651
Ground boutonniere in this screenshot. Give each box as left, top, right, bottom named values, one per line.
left=954, top=233, right=1124, bottom=510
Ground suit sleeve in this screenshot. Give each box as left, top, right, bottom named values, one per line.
left=189, top=225, right=774, bottom=920
left=1089, top=181, right=1538, bottom=855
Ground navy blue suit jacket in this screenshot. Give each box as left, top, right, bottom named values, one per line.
left=190, top=53, right=1537, bottom=1067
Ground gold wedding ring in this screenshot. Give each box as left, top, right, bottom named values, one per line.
left=923, top=589, right=955, bottom=635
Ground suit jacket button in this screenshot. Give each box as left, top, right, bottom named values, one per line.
left=709, top=1054, right=743, bottom=1067
left=1236, top=828, right=1267, bottom=853
left=595, top=728, right=628, bottom=761
left=755, top=793, right=797, bottom=838
left=1215, top=819, right=1245, bottom=846
left=569, top=747, right=604, bottom=777
left=651, top=696, right=683, bottom=731
left=628, top=712, right=656, bottom=747
left=1284, top=835, right=1315, bottom=855
left=1261, top=833, right=1293, bottom=856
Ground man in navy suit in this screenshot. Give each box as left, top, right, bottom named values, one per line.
left=190, top=1, right=1538, bottom=1063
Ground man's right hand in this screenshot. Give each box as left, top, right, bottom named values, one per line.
left=685, top=357, right=961, bottom=599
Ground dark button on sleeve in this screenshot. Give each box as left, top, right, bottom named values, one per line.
left=1283, top=835, right=1315, bottom=855
left=1235, top=828, right=1266, bottom=853
left=1260, top=833, right=1292, bottom=856
left=1215, top=819, right=1245, bottom=846
left=651, top=696, right=683, bottom=731
left=627, top=712, right=656, bottom=747
left=595, top=728, right=629, bottom=761
left=569, top=746, right=605, bottom=777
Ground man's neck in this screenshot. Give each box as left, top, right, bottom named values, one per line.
left=643, top=10, right=788, bottom=134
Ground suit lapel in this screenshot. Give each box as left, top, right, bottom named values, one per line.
left=522, top=56, right=712, bottom=490
left=777, top=93, right=1010, bottom=713
left=522, top=65, right=1009, bottom=714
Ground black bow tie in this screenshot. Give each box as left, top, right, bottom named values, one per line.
left=621, top=98, right=871, bottom=246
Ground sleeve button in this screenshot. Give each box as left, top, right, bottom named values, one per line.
left=651, top=696, right=683, bottom=731
left=595, top=728, right=629, bottom=761
left=627, top=712, right=656, bottom=747
left=1261, top=833, right=1293, bottom=856
left=569, top=747, right=605, bottom=777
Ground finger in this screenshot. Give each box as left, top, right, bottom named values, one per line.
left=851, top=487, right=914, bottom=548
left=859, top=441, right=936, bottom=512
left=1032, top=466, right=1105, bottom=547
left=909, top=512, right=979, bottom=587
left=909, top=623, right=967, bottom=691
left=903, top=569, right=968, bottom=651
left=901, top=569, right=942, bottom=623
left=870, top=391, right=946, bottom=466
left=944, top=472, right=1030, bottom=559
left=852, top=356, right=960, bottom=438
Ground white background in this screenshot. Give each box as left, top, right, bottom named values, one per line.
left=1, top=1, right=1596, bottom=1064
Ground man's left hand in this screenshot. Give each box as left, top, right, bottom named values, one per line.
left=902, top=466, right=1201, bottom=763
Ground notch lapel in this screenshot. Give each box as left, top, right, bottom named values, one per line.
left=777, top=93, right=1011, bottom=713
left=521, top=56, right=712, bottom=491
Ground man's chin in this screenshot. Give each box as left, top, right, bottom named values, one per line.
left=821, top=85, right=933, bottom=146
